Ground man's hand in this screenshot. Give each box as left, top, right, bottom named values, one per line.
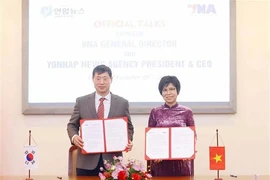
left=125, top=140, right=133, bottom=152
left=73, top=136, right=84, bottom=149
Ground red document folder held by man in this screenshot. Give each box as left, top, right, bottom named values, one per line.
left=80, top=117, right=128, bottom=154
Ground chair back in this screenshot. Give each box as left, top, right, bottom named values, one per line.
left=68, top=145, right=78, bottom=176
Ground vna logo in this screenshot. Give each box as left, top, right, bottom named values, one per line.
left=188, top=4, right=216, bottom=14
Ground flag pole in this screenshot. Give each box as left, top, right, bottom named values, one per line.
left=215, top=129, right=222, bottom=180
left=26, top=130, right=33, bottom=180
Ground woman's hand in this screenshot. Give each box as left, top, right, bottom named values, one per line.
left=154, top=159, right=162, bottom=163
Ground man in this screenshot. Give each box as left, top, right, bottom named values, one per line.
left=67, top=64, right=134, bottom=176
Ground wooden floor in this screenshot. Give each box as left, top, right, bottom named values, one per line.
left=0, top=176, right=269, bottom=180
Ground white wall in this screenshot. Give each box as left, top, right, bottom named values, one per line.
left=0, top=0, right=3, bottom=175
left=268, top=0, right=270, bottom=174
left=0, top=0, right=269, bottom=176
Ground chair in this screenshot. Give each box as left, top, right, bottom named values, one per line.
left=68, top=145, right=78, bottom=176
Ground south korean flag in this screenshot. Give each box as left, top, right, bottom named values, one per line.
left=24, top=145, right=38, bottom=169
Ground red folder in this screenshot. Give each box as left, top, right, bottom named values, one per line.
left=145, top=126, right=196, bottom=160
left=80, top=117, right=128, bottom=154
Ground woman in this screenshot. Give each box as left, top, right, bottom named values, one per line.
left=148, top=75, right=196, bottom=176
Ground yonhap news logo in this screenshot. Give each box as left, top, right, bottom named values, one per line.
left=41, top=6, right=53, bottom=17
left=40, top=5, right=85, bottom=18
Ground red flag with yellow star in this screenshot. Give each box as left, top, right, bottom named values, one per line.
left=209, top=146, right=225, bottom=170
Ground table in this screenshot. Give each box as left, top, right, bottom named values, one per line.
left=0, top=176, right=269, bottom=180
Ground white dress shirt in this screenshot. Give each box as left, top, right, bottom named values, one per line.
left=72, top=92, right=111, bottom=143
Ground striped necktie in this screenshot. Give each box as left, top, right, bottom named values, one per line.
left=97, top=98, right=105, bottom=119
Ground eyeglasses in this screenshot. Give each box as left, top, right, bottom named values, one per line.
left=162, top=87, right=176, bottom=94
left=94, top=76, right=110, bottom=82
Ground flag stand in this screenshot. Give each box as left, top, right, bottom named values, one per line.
left=214, top=129, right=222, bottom=180
left=25, top=130, right=33, bottom=180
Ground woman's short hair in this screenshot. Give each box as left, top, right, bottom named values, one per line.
left=158, top=75, right=181, bottom=95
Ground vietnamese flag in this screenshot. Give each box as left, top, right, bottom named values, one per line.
left=209, top=146, right=225, bottom=170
